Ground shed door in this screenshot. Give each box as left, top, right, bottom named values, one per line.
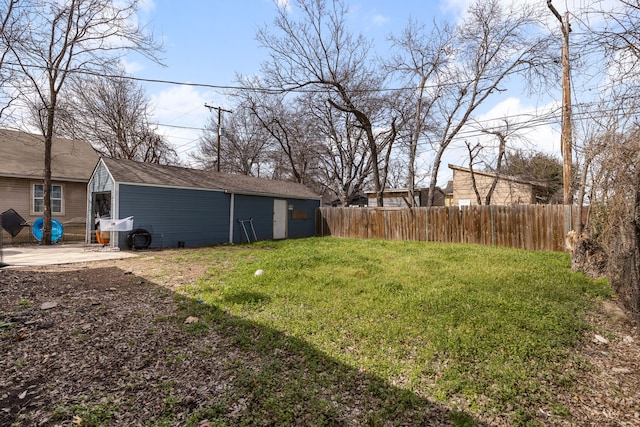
left=273, top=199, right=287, bottom=240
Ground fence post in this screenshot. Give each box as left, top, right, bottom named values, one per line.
left=490, top=205, right=495, bottom=246
left=424, top=207, right=428, bottom=242
left=569, top=204, right=573, bottom=232
left=384, top=209, right=388, bottom=240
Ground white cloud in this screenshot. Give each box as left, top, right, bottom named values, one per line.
left=472, top=97, right=561, bottom=156
left=149, top=85, right=226, bottom=163
left=275, top=0, right=291, bottom=12
left=371, top=14, right=389, bottom=27
left=441, top=0, right=620, bottom=24
left=439, top=0, right=468, bottom=19
left=120, top=58, right=144, bottom=74
left=417, top=97, right=562, bottom=186
left=137, top=0, right=156, bottom=15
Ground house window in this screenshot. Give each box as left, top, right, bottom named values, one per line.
left=33, top=184, right=63, bottom=214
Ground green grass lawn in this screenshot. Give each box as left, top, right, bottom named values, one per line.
left=171, top=237, right=611, bottom=425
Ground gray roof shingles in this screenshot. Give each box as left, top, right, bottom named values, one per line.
left=102, top=157, right=321, bottom=200
left=0, top=129, right=98, bottom=181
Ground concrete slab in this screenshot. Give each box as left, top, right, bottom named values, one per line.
left=0, top=243, right=138, bottom=268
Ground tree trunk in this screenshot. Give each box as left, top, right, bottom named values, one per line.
left=633, top=167, right=640, bottom=320
left=485, top=133, right=506, bottom=205
left=368, top=131, right=383, bottom=207
left=42, top=103, right=56, bottom=245
left=575, top=156, right=593, bottom=235
left=408, top=81, right=426, bottom=208
left=469, top=166, right=482, bottom=205
left=427, top=147, right=445, bottom=208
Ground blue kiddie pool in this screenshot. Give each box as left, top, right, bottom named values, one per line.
left=32, top=217, right=64, bottom=243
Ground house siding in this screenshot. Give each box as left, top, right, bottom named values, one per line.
left=453, top=169, right=534, bottom=205
left=0, top=130, right=97, bottom=243
left=366, top=190, right=447, bottom=207
left=232, top=195, right=320, bottom=243
left=116, top=184, right=230, bottom=249
left=1, top=177, right=87, bottom=221
left=233, top=194, right=275, bottom=243
left=286, top=198, right=319, bottom=238
left=0, top=177, right=31, bottom=219
left=89, top=162, right=114, bottom=193
left=61, top=182, right=91, bottom=221
left=2, top=176, right=88, bottom=243
left=368, top=193, right=418, bottom=208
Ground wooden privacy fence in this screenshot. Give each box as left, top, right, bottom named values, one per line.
left=316, top=205, right=577, bottom=252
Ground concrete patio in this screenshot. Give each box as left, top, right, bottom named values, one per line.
left=0, top=243, right=138, bottom=268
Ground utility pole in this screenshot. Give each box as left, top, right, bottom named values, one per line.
left=547, top=0, right=573, bottom=205
left=205, top=104, right=232, bottom=172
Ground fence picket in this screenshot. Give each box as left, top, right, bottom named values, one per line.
left=316, top=205, right=573, bottom=252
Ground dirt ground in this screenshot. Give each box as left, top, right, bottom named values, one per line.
left=1, top=253, right=639, bottom=426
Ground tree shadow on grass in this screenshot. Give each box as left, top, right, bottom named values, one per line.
left=0, top=267, right=486, bottom=426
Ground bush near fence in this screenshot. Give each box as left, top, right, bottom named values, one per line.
left=316, top=205, right=577, bottom=252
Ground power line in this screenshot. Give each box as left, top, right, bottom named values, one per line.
left=155, top=99, right=640, bottom=147
left=156, top=123, right=205, bottom=131
left=0, top=61, right=566, bottom=95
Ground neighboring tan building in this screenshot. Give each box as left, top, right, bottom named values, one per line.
left=0, top=129, right=98, bottom=243
left=365, top=187, right=447, bottom=207
left=449, top=164, right=550, bottom=206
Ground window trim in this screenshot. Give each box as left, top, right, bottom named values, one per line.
left=31, top=182, right=65, bottom=216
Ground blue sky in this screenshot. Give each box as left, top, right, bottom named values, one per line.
left=127, top=0, right=614, bottom=184
left=129, top=0, right=472, bottom=169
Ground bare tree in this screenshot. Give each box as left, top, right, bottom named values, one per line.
left=595, top=1, right=640, bottom=63
left=239, top=88, right=323, bottom=186
left=481, top=130, right=507, bottom=206
left=474, top=119, right=525, bottom=205
left=399, top=0, right=556, bottom=206
left=387, top=19, right=454, bottom=206
left=64, top=72, right=176, bottom=164
left=570, top=73, right=640, bottom=319
left=594, top=125, right=640, bottom=320
left=464, top=141, right=484, bottom=205
left=463, top=116, right=553, bottom=206
left=257, top=0, right=399, bottom=206
left=0, top=0, right=25, bottom=122
left=193, top=106, right=271, bottom=176
left=7, top=0, right=161, bottom=244
left=311, top=94, right=372, bottom=205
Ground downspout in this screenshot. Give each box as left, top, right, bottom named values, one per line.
left=229, top=192, right=235, bottom=244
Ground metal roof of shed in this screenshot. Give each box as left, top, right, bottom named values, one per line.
left=99, top=157, right=321, bottom=200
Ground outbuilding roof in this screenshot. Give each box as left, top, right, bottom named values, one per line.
left=0, top=128, right=98, bottom=182
left=100, top=157, right=321, bottom=200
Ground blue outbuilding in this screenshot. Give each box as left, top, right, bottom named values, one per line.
left=86, top=158, right=321, bottom=249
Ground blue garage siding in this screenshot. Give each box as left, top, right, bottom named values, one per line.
left=232, top=194, right=320, bottom=243
left=117, top=184, right=230, bottom=249
left=286, top=198, right=320, bottom=238
left=232, top=194, right=274, bottom=243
